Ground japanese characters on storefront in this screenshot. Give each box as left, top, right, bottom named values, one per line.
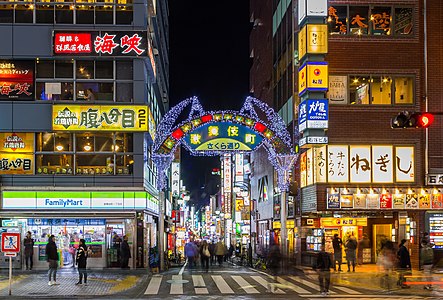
left=0, top=133, right=34, bottom=174
left=300, top=144, right=415, bottom=187
left=0, top=60, right=34, bottom=100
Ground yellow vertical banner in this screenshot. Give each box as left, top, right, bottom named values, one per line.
left=298, top=25, right=307, bottom=60
left=307, top=24, right=328, bottom=54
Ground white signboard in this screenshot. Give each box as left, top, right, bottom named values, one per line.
left=306, top=148, right=313, bottom=185
left=328, top=76, right=348, bottom=104
left=235, top=153, right=244, bottom=182
left=328, top=145, right=349, bottom=183
left=396, top=146, right=414, bottom=182
left=299, top=136, right=328, bottom=147
left=37, top=193, right=91, bottom=209
left=314, top=146, right=327, bottom=183
left=298, top=0, right=327, bottom=24
left=350, top=146, right=371, bottom=183
left=372, top=146, right=393, bottom=183
left=223, top=154, right=232, bottom=194
left=171, top=162, right=180, bottom=197
left=45, top=82, right=62, bottom=95
left=298, top=0, right=306, bottom=25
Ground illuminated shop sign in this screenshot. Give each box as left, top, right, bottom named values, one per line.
left=298, top=61, right=328, bottom=96
left=0, top=60, right=34, bottom=100
left=53, top=31, right=147, bottom=57
left=171, top=162, right=180, bottom=197
left=298, top=24, right=328, bottom=60
left=0, top=133, right=34, bottom=175
left=0, top=133, right=34, bottom=153
left=2, top=191, right=158, bottom=211
left=298, top=99, right=328, bottom=132
left=300, top=145, right=415, bottom=188
left=52, top=105, right=148, bottom=132
left=326, top=187, right=441, bottom=210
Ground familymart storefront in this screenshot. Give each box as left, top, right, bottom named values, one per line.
left=0, top=190, right=159, bottom=269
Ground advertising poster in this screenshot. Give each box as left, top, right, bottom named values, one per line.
left=379, top=194, right=392, bottom=209
left=327, top=192, right=340, bottom=209
left=0, top=153, right=33, bottom=174
left=396, top=146, right=415, bottom=182
left=432, top=194, right=443, bottom=209
left=0, top=60, right=34, bottom=100
left=328, top=76, right=347, bottom=104
left=418, top=194, right=431, bottom=209
left=353, top=194, right=367, bottom=209
left=0, top=132, right=34, bottom=153
left=405, top=194, right=419, bottom=209
left=340, top=194, right=353, bottom=208
left=393, top=194, right=406, bottom=209
left=366, top=194, right=380, bottom=209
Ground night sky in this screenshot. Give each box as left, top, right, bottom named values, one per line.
left=168, top=1, right=251, bottom=206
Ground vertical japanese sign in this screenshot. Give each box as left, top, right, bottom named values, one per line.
left=298, top=24, right=328, bottom=61
left=306, top=99, right=328, bottom=129
left=53, top=31, right=147, bottom=57
left=171, top=162, right=180, bottom=197
left=298, top=101, right=307, bottom=132
left=0, top=133, right=34, bottom=175
left=314, top=146, right=327, bottom=182
left=52, top=105, right=148, bottom=131
left=0, top=60, right=34, bottom=100
left=327, top=145, right=349, bottom=183
left=354, top=194, right=367, bottom=209
left=235, top=153, right=244, bottom=182
left=372, top=146, right=393, bottom=183
left=306, top=148, right=313, bottom=185
left=350, top=145, right=371, bottom=183
left=300, top=152, right=307, bottom=188
left=396, top=146, right=414, bottom=182
left=327, top=190, right=340, bottom=209
left=223, top=154, right=232, bottom=215
left=380, top=194, right=393, bottom=209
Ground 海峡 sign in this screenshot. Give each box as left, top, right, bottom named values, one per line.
left=53, top=31, right=147, bottom=57
left=0, top=60, right=34, bottom=101
left=52, top=105, right=148, bottom=132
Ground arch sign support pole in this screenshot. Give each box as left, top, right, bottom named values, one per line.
left=152, top=96, right=298, bottom=272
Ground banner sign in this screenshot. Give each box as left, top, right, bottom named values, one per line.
left=0, top=153, right=33, bottom=174
left=171, top=162, right=180, bottom=197
left=53, top=31, right=147, bottom=57
left=0, top=133, right=34, bottom=153
left=306, top=99, right=328, bottom=129
left=52, top=105, right=148, bottom=132
left=298, top=24, right=328, bottom=60
left=299, top=61, right=328, bottom=96
left=0, top=60, right=34, bottom=100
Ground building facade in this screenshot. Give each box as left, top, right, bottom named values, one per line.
left=0, top=0, right=169, bottom=269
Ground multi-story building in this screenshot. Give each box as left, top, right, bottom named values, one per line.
left=0, top=0, right=169, bottom=269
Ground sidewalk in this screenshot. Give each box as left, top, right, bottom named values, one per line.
left=0, top=268, right=149, bottom=299
left=300, top=263, right=443, bottom=297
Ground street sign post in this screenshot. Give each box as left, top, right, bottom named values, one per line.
left=1, top=232, right=20, bottom=295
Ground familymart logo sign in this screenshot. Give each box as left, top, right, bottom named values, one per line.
left=44, top=198, right=85, bottom=208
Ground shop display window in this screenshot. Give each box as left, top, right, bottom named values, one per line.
left=306, top=228, right=324, bottom=251
left=116, top=154, right=133, bottom=175
left=76, top=154, right=114, bottom=175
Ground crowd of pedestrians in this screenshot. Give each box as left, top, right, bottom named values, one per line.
left=184, top=238, right=234, bottom=271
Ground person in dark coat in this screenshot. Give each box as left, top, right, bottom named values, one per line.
left=75, top=239, right=88, bottom=285
left=46, top=235, right=59, bottom=286
left=120, top=235, right=131, bottom=269
left=24, top=231, right=34, bottom=270
left=397, top=239, right=411, bottom=288
left=208, top=241, right=216, bottom=266
left=316, top=244, right=333, bottom=295
left=332, top=234, right=343, bottom=271
left=266, top=244, right=281, bottom=292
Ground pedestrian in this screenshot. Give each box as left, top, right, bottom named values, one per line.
left=209, top=240, right=216, bottom=266
left=200, top=240, right=210, bottom=272
left=120, top=235, right=131, bottom=269
left=421, top=239, right=434, bottom=290
left=332, top=234, right=343, bottom=272
left=345, top=233, right=357, bottom=272
left=228, top=244, right=235, bottom=262
left=397, top=239, right=411, bottom=288
left=46, top=235, right=60, bottom=286
left=377, top=240, right=396, bottom=289
left=24, top=231, right=34, bottom=270
left=267, top=243, right=281, bottom=293
left=357, top=234, right=370, bottom=265
left=75, top=239, right=89, bottom=286
left=215, top=240, right=225, bottom=266
left=184, top=240, right=197, bottom=269
left=316, top=244, right=333, bottom=295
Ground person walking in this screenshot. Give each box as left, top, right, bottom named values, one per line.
left=397, top=239, right=411, bottom=288
left=200, top=240, right=210, bottom=272
left=215, top=240, right=225, bottom=266
left=358, top=234, right=370, bottom=265
left=267, top=243, right=281, bottom=293
left=332, top=234, right=343, bottom=272
left=345, top=234, right=357, bottom=272
left=120, top=235, right=131, bottom=269
left=421, top=239, right=434, bottom=290
left=75, top=239, right=89, bottom=285
left=24, top=231, right=34, bottom=270
left=46, top=235, right=60, bottom=286
left=184, top=240, right=197, bottom=269
left=316, top=244, right=333, bottom=295
left=209, top=240, right=216, bottom=266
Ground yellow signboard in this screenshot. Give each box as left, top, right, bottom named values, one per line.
left=195, top=138, right=253, bottom=151
left=307, top=62, right=328, bottom=90
left=298, top=25, right=307, bottom=61
left=0, top=153, right=33, bottom=174
left=299, top=24, right=328, bottom=61
left=52, top=105, right=148, bottom=132
left=298, top=64, right=307, bottom=95
left=0, top=132, right=34, bottom=153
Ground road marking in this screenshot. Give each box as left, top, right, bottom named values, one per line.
left=250, top=275, right=285, bottom=294
left=144, top=275, right=162, bottom=295
left=333, top=285, right=363, bottom=294
left=231, top=275, right=259, bottom=294
left=170, top=275, right=183, bottom=294
left=192, top=275, right=208, bottom=294
left=179, top=260, right=187, bottom=275
left=288, top=275, right=336, bottom=294
left=276, top=276, right=310, bottom=294
left=212, top=275, right=234, bottom=294
left=302, top=296, right=425, bottom=299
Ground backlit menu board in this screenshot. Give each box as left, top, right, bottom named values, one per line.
left=429, top=213, right=443, bottom=249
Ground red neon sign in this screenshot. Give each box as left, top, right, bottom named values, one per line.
left=54, top=33, right=92, bottom=54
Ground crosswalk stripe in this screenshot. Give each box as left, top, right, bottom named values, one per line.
left=212, top=275, right=234, bottom=294
left=144, top=275, right=162, bottom=295
left=231, top=275, right=260, bottom=294
left=250, top=275, right=285, bottom=294
left=192, top=275, right=208, bottom=294
left=170, top=275, right=183, bottom=294
left=332, top=285, right=362, bottom=294
left=276, top=276, right=310, bottom=294
left=288, top=275, right=336, bottom=294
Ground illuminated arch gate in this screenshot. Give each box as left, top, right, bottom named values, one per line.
left=153, top=96, right=298, bottom=191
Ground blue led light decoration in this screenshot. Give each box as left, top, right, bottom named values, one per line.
left=152, top=96, right=298, bottom=191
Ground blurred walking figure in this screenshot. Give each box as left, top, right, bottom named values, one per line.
left=345, top=233, right=357, bottom=272
left=200, top=240, right=210, bottom=272
left=24, top=231, right=34, bottom=270
left=267, top=243, right=281, bottom=293
left=316, top=244, right=333, bottom=295
left=332, top=234, right=343, bottom=271
left=215, top=240, right=225, bottom=266
left=397, top=239, right=411, bottom=288
left=75, top=239, right=88, bottom=285
left=209, top=240, right=216, bottom=266
left=358, top=234, right=370, bottom=265
left=46, top=235, right=60, bottom=286
left=421, top=239, right=434, bottom=290
left=184, top=240, right=198, bottom=269
left=377, top=240, right=396, bottom=290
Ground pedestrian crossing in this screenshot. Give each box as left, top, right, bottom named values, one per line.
left=143, top=273, right=364, bottom=295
